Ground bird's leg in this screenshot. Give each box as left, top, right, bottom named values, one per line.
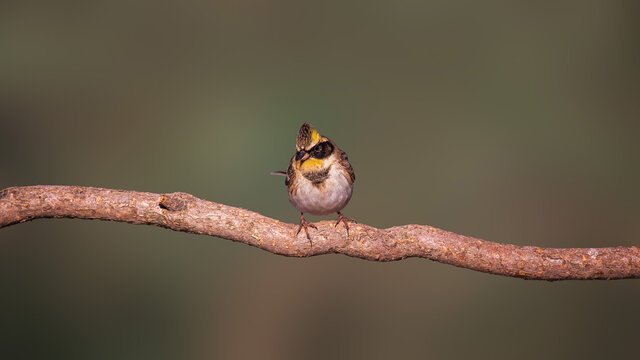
left=296, top=212, right=317, bottom=246
left=334, top=211, right=356, bottom=236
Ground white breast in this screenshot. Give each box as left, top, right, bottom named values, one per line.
left=289, top=166, right=353, bottom=216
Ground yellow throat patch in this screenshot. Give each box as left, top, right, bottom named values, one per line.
left=297, top=158, right=324, bottom=170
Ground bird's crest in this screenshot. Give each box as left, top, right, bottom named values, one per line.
left=296, top=123, right=321, bottom=150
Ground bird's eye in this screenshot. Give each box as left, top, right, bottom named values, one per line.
left=313, top=144, right=324, bottom=156
left=311, top=142, right=333, bottom=159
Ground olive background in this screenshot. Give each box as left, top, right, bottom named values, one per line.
left=1, top=1, right=639, bottom=359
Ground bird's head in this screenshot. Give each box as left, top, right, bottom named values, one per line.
left=294, top=123, right=336, bottom=170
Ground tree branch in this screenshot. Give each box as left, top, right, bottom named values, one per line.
left=1, top=185, right=638, bottom=280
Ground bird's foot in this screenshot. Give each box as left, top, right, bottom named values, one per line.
left=335, top=212, right=356, bottom=236
left=296, top=213, right=317, bottom=247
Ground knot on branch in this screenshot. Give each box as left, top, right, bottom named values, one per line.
left=159, top=193, right=194, bottom=212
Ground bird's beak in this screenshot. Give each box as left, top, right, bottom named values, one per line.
left=295, top=150, right=309, bottom=162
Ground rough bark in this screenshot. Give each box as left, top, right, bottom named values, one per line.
left=1, top=185, right=638, bottom=280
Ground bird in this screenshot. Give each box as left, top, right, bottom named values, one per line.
left=272, top=123, right=355, bottom=243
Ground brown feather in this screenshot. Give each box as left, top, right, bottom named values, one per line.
left=337, top=148, right=355, bottom=184
left=296, top=123, right=313, bottom=150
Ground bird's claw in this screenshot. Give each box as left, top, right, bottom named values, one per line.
left=334, top=212, right=356, bottom=236
left=296, top=214, right=317, bottom=247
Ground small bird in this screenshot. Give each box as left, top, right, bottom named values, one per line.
left=272, top=123, right=355, bottom=242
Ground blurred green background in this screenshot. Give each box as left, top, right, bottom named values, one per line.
left=1, top=1, right=639, bottom=359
